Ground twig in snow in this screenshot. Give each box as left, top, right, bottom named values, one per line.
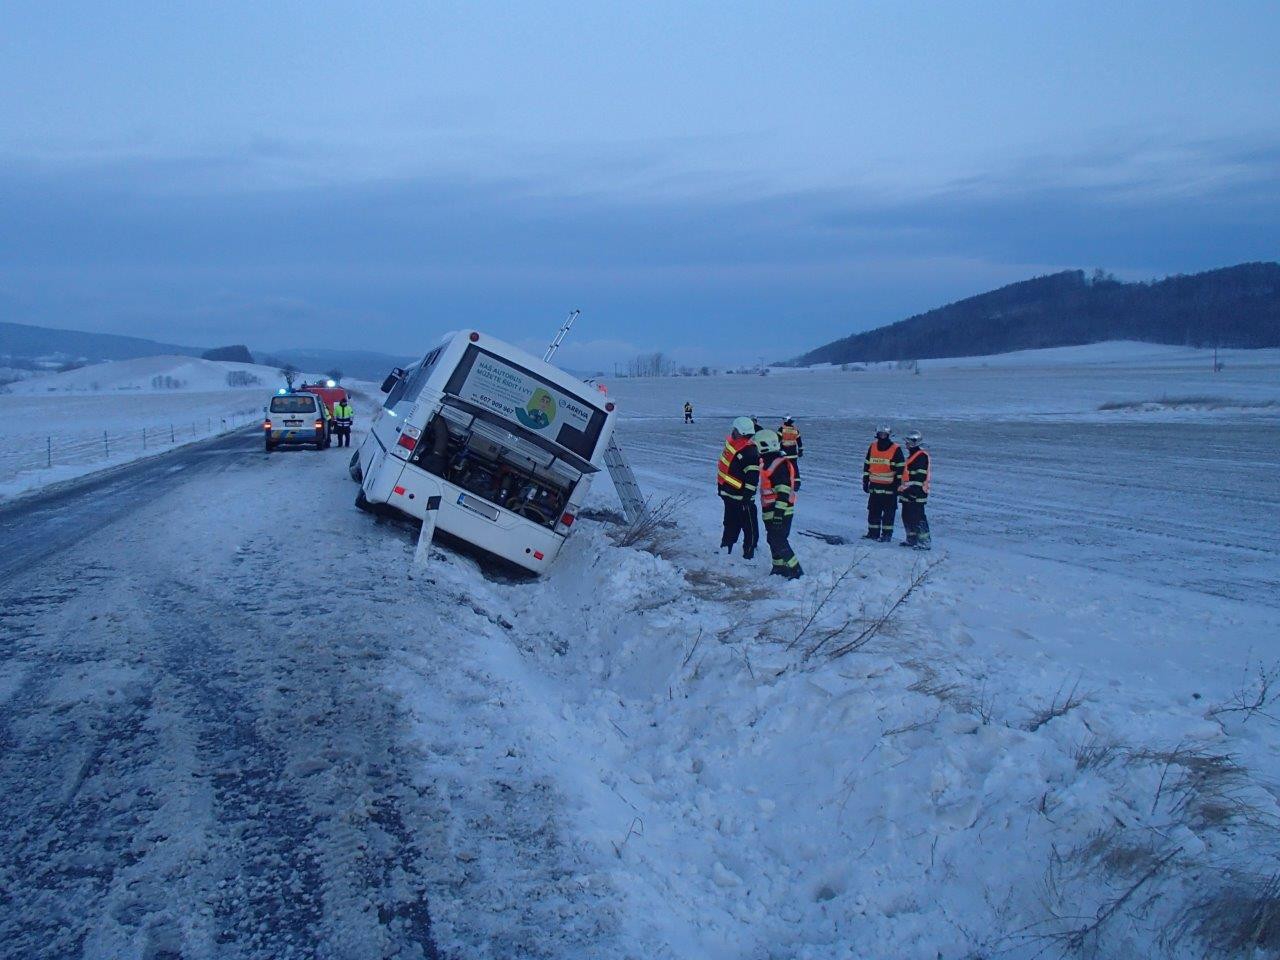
left=819, top=557, right=944, bottom=661
left=1025, top=676, right=1089, bottom=732
left=611, top=816, right=644, bottom=858
left=1206, top=659, right=1280, bottom=726
left=786, top=559, right=862, bottom=651
left=681, top=628, right=704, bottom=669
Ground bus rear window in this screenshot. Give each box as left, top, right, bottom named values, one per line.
left=270, top=396, right=317, bottom=413
left=443, top=346, right=606, bottom=460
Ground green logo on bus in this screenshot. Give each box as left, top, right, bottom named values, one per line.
left=515, top=388, right=558, bottom=431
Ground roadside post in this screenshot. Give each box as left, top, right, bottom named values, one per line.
left=411, top=494, right=443, bottom=575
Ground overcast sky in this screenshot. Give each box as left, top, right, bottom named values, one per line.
left=2, top=1, right=1277, bottom=368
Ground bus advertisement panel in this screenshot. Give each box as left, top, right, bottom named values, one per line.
left=444, top=346, right=605, bottom=460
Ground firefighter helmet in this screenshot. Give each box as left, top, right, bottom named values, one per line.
left=905, top=431, right=923, bottom=447
left=876, top=425, right=892, bottom=438
left=754, top=429, right=781, bottom=454
left=731, top=416, right=756, bottom=437
left=783, top=416, right=794, bottom=424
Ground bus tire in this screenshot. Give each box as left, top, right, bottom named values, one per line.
left=355, top=489, right=374, bottom=513
left=348, top=451, right=362, bottom=482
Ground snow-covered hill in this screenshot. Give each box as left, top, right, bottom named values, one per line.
left=9, top=354, right=305, bottom=395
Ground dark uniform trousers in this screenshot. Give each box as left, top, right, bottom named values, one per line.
left=335, top=424, right=352, bottom=447
left=867, top=487, right=898, bottom=539
left=720, top=495, right=759, bottom=557
left=765, top=513, right=799, bottom=575
left=901, top=499, right=930, bottom=546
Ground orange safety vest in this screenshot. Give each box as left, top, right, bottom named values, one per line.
left=717, top=434, right=752, bottom=490
left=903, top=449, right=931, bottom=494
left=760, top=457, right=796, bottom=510
left=779, top=424, right=800, bottom=456
left=866, top=441, right=901, bottom=486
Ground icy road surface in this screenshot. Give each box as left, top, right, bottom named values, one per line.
left=0, top=428, right=623, bottom=959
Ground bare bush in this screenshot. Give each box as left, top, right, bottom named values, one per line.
left=820, top=557, right=944, bottom=661
left=1025, top=677, right=1089, bottom=732
left=1133, top=744, right=1254, bottom=828
left=1183, top=871, right=1280, bottom=955
left=1207, top=659, right=1280, bottom=726
left=610, top=494, right=686, bottom=548
left=1073, top=735, right=1121, bottom=771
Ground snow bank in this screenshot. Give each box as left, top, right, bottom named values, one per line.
left=384, top=353, right=1279, bottom=958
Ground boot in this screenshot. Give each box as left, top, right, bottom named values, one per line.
left=742, top=549, right=755, bottom=560
left=900, top=539, right=917, bottom=547
left=878, top=533, right=893, bottom=543
left=862, top=531, right=879, bottom=540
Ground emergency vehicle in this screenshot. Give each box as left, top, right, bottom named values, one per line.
left=299, top=380, right=350, bottom=417
left=263, top=389, right=331, bottom=451
left=350, top=330, right=617, bottom=574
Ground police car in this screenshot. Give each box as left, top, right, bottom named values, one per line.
left=263, top=389, right=331, bottom=451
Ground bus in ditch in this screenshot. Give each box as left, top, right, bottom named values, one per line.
left=350, top=329, right=618, bottom=574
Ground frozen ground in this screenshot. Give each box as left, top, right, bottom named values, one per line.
left=1, top=343, right=1278, bottom=958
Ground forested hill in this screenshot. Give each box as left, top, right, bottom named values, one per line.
left=788, top=262, right=1280, bottom=365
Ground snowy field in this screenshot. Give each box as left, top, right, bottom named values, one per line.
left=399, top=345, right=1280, bottom=958
left=0, top=356, right=352, bottom=500
left=2, top=342, right=1279, bottom=958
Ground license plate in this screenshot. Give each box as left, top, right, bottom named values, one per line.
left=285, top=419, right=302, bottom=426
left=457, top=493, right=500, bottom=521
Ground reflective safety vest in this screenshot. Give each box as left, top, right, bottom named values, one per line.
left=760, top=457, right=796, bottom=516
left=866, top=441, right=901, bottom=486
left=901, top=448, right=930, bottom=496
left=335, top=402, right=354, bottom=424
left=717, top=434, right=752, bottom=490
left=779, top=424, right=801, bottom=458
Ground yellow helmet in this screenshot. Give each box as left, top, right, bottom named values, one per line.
left=754, top=429, right=781, bottom=454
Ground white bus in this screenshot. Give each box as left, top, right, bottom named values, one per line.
left=351, top=329, right=618, bottom=574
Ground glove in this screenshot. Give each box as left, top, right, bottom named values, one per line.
left=862, top=478, right=870, bottom=493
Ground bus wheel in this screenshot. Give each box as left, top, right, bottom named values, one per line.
left=348, top=451, right=362, bottom=482
left=355, top=489, right=374, bottom=513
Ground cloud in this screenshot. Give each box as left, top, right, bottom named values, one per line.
left=0, top=132, right=1275, bottom=364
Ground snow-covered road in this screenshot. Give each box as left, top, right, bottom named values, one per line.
left=0, top=420, right=640, bottom=959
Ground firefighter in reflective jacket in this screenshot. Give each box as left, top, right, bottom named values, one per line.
left=684, top=402, right=694, bottom=424
left=333, top=398, right=355, bottom=448
left=756, top=430, right=802, bottom=578
left=778, top=416, right=803, bottom=490
left=717, top=416, right=760, bottom=558
left=862, top=425, right=905, bottom=541
left=898, top=431, right=931, bottom=550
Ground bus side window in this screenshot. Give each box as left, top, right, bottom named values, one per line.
left=383, top=373, right=413, bottom=408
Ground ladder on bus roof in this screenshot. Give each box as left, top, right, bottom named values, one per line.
left=544, top=309, right=650, bottom=527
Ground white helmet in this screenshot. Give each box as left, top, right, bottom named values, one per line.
left=876, top=425, right=892, bottom=438
left=905, top=431, right=923, bottom=447
left=754, top=429, right=781, bottom=454
left=732, top=416, right=756, bottom=437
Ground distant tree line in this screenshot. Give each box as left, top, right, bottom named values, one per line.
left=786, top=262, right=1280, bottom=366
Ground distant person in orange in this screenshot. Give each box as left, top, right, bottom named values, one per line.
left=898, top=431, right=931, bottom=550
left=862, top=426, right=904, bottom=542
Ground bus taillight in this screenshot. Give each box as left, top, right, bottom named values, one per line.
left=560, top=512, right=575, bottom=527
left=395, top=425, right=421, bottom=457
